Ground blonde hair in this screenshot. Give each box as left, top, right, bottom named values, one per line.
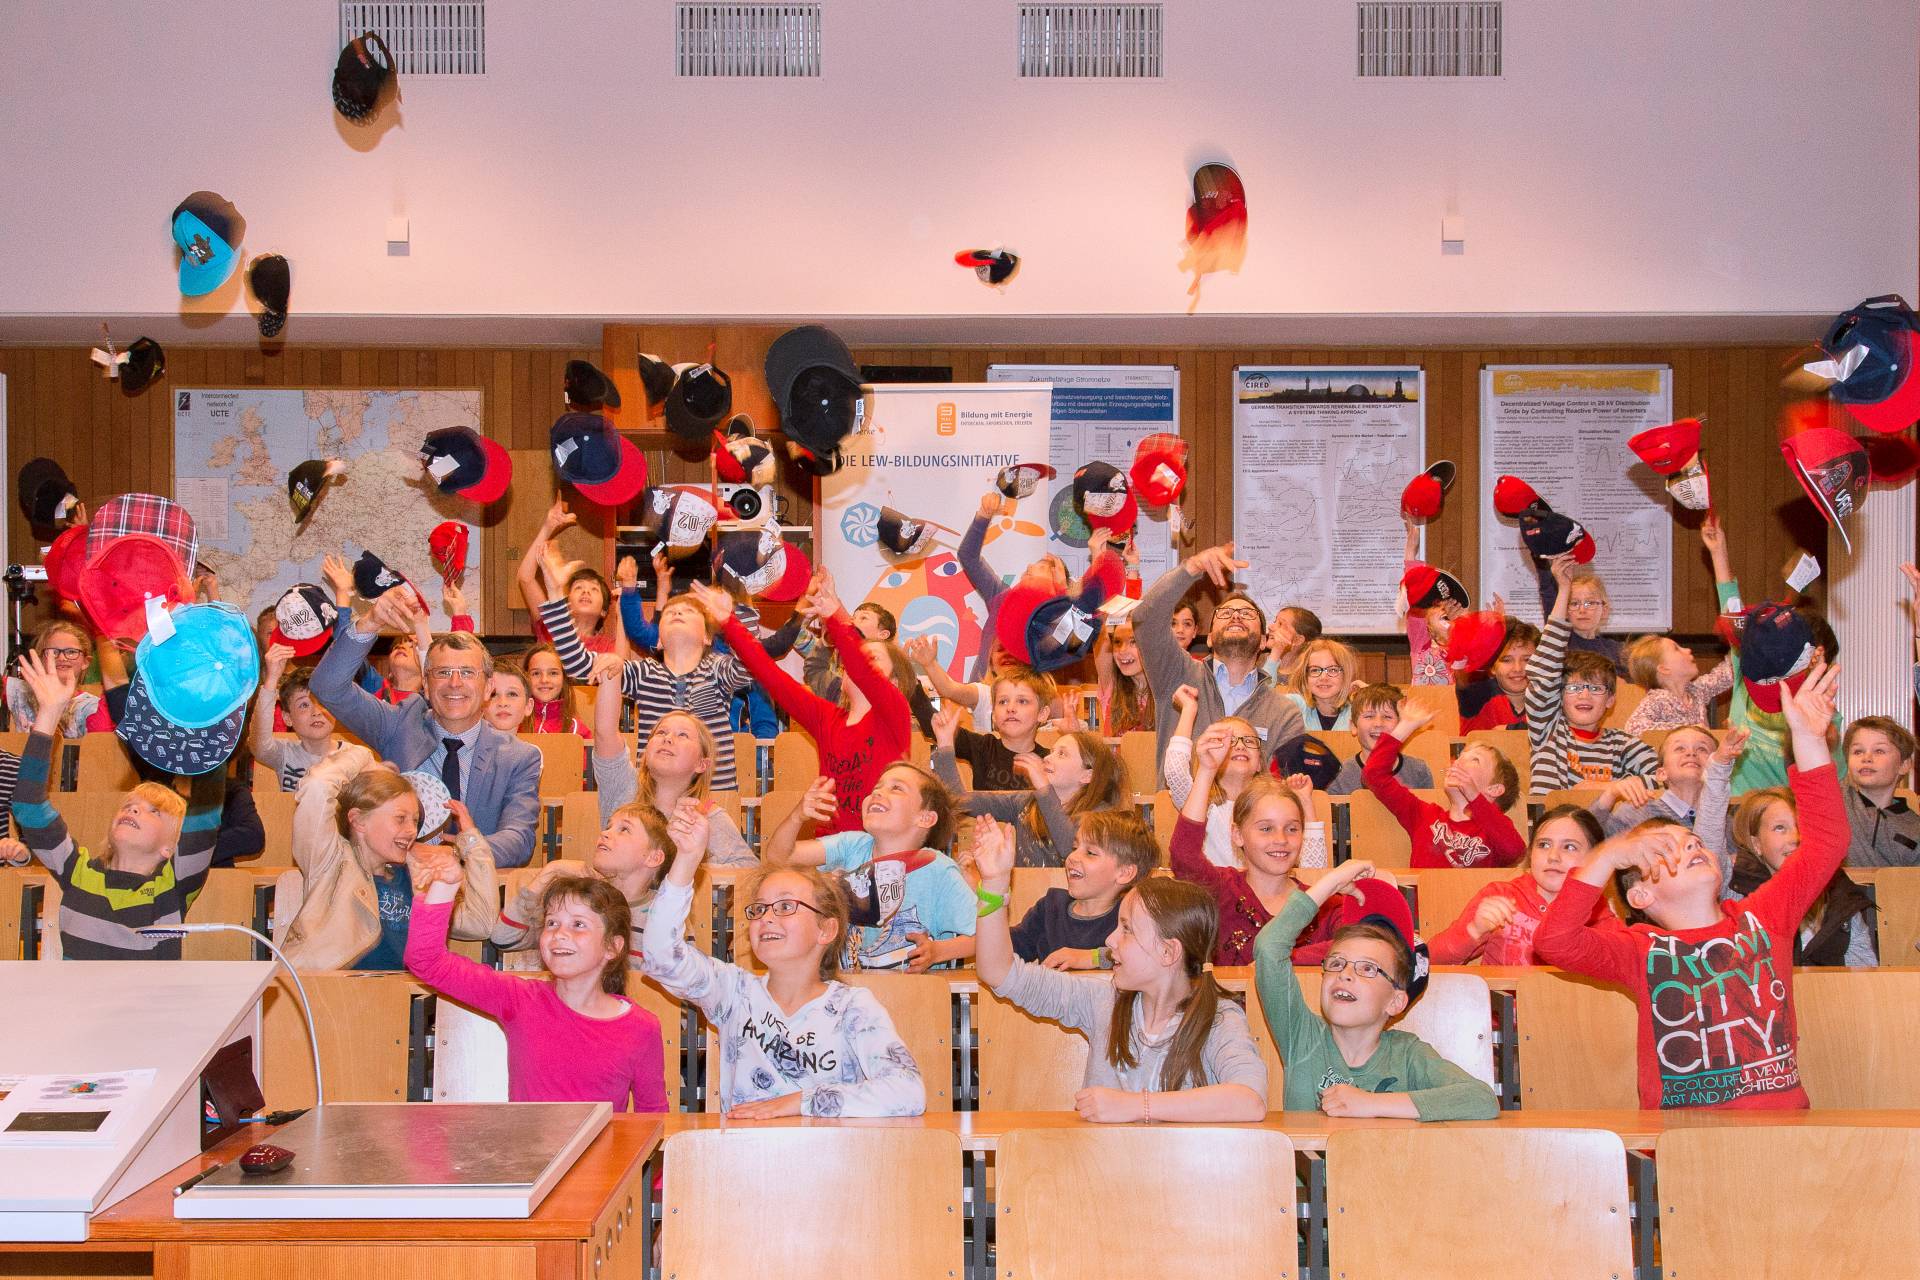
left=1568, top=569, right=1610, bottom=603
left=1288, top=639, right=1358, bottom=699
left=105, top=782, right=187, bottom=862
left=638, top=711, right=717, bottom=810
left=740, top=864, right=850, bottom=981
left=1199, top=716, right=1259, bottom=806
left=1625, top=635, right=1671, bottom=690
left=33, top=621, right=93, bottom=659
left=662, top=593, right=718, bottom=640
left=334, top=764, right=418, bottom=841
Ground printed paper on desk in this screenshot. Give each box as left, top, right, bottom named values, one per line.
left=0, top=1069, right=155, bottom=1147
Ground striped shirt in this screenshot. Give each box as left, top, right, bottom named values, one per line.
left=13, top=731, right=223, bottom=959
left=1523, top=619, right=1659, bottom=795
left=540, top=599, right=749, bottom=790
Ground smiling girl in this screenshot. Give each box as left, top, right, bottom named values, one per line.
left=1286, top=639, right=1360, bottom=732
left=409, top=868, right=668, bottom=1111
left=1095, top=625, right=1156, bottom=735
left=1428, top=805, right=1623, bottom=965
left=5, top=621, right=106, bottom=737
left=523, top=643, right=590, bottom=737
left=931, top=708, right=1124, bottom=867
left=1163, top=689, right=1271, bottom=868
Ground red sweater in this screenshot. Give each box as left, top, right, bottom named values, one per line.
left=1535, top=763, right=1848, bottom=1111
left=1427, top=872, right=1623, bottom=965
left=1363, top=737, right=1525, bottom=869
left=526, top=698, right=589, bottom=739
left=1460, top=693, right=1524, bottom=732
left=1169, top=814, right=1337, bottom=967
left=722, top=614, right=911, bottom=835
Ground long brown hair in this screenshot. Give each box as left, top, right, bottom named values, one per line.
left=1024, top=731, right=1126, bottom=847
left=1104, top=627, right=1154, bottom=735
left=1729, top=787, right=1837, bottom=928
left=838, top=639, right=920, bottom=714
left=538, top=875, right=633, bottom=993
left=1106, top=878, right=1228, bottom=1091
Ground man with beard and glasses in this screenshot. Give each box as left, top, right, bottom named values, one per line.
left=1134, top=541, right=1304, bottom=768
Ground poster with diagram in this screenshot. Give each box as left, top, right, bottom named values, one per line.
left=1231, top=367, right=1425, bottom=634
left=1477, top=365, right=1673, bottom=631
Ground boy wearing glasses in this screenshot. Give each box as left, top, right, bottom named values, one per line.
left=1254, top=858, right=1498, bottom=1119
left=1523, top=555, right=1660, bottom=795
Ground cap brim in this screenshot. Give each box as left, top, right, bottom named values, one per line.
left=270, top=622, right=333, bottom=658
left=118, top=679, right=245, bottom=775
left=1786, top=454, right=1854, bottom=552
left=1425, top=459, right=1457, bottom=490
left=571, top=434, right=648, bottom=507
left=178, top=241, right=238, bottom=296
left=1838, top=358, right=1920, bottom=434
left=759, top=547, right=812, bottom=602
left=456, top=435, right=513, bottom=505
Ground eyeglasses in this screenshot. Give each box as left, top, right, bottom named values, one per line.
left=1566, top=681, right=1609, bottom=696
left=1214, top=607, right=1260, bottom=623
left=1228, top=734, right=1261, bottom=750
left=1567, top=600, right=1606, bottom=612
left=427, top=667, right=485, bottom=682
left=1321, top=954, right=1403, bottom=988
left=744, top=898, right=829, bottom=922
left=39, top=647, right=85, bottom=661
left=1305, top=665, right=1342, bottom=678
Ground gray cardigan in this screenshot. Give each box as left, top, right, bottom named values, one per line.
left=931, top=747, right=1075, bottom=867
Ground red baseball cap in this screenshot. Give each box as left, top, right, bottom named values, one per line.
left=44, top=523, right=90, bottom=601
left=1628, top=419, right=1702, bottom=476
left=1492, top=475, right=1545, bottom=517
left=1128, top=434, right=1189, bottom=508
left=1400, top=562, right=1469, bottom=611
left=1780, top=427, right=1869, bottom=553
left=428, top=521, right=468, bottom=582
left=1445, top=610, right=1507, bottom=673
left=76, top=534, right=192, bottom=643
left=1400, top=460, right=1456, bottom=520
left=1862, top=433, right=1920, bottom=485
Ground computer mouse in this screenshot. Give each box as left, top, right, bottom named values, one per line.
left=239, top=1143, right=294, bottom=1176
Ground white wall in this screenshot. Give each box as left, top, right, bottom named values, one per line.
left=0, top=0, right=1913, bottom=325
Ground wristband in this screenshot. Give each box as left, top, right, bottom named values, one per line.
left=974, top=886, right=1007, bottom=917
left=1093, top=946, right=1109, bottom=969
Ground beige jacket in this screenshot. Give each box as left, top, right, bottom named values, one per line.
left=279, top=745, right=498, bottom=970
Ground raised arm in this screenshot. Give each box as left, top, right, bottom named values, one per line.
left=535, top=597, right=602, bottom=682
left=309, top=591, right=418, bottom=750
left=907, top=636, right=980, bottom=710
left=970, top=818, right=1018, bottom=988
left=517, top=497, right=572, bottom=614
left=250, top=644, right=294, bottom=761
left=957, top=492, right=1007, bottom=605
left=763, top=776, right=835, bottom=867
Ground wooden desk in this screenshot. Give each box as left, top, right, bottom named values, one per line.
left=2, top=1114, right=664, bottom=1280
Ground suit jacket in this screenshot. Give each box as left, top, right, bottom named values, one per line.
left=311, top=619, right=543, bottom=868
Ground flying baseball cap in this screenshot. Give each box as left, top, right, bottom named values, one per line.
left=87, top=493, right=198, bottom=579
left=248, top=254, right=291, bottom=338
left=352, top=550, right=428, bottom=613
left=1187, top=163, right=1247, bottom=238
left=1780, top=427, right=1869, bottom=553
left=1519, top=508, right=1596, bottom=565
left=172, top=192, right=246, bottom=296
left=400, top=769, right=453, bottom=838
left=287, top=459, right=344, bottom=528
left=43, top=524, right=90, bottom=602
left=663, top=364, right=733, bottom=442
left=955, top=248, right=1020, bottom=286
left=428, top=521, right=469, bottom=582
left=1129, top=433, right=1189, bottom=508
left=1816, top=295, right=1920, bottom=435
left=1445, top=610, right=1507, bottom=673
left=1072, top=461, right=1138, bottom=533
left=1492, top=475, right=1547, bottom=518
left=1400, top=460, right=1456, bottom=520
left=1731, top=602, right=1815, bottom=714
left=712, top=415, right=776, bottom=487
left=551, top=412, right=647, bottom=507
left=563, top=359, right=621, bottom=411
left=877, top=506, right=936, bottom=557
left=18, top=458, right=79, bottom=534
left=76, top=533, right=192, bottom=643
left=765, top=326, right=861, bottom=456
left=1628, top=419, right=1702, bottom=476
left=332, top=31, right=398, bottom=124
left=715, top=528, right=812, bottom=602
left=995, top=462, right=1056, bottom=500
left=1401, top=563, right=1469, bottom=612
left=120, top=337, right=166, bottom=395
left=269, top=584, right=340, bottom=657
left=996, top=552, right=1125, bottom=672
left=636, top=353, right=677, bottom=408
left=116, top=602, right=259, bottom=775
left=420, top=426, right=512, bottom=505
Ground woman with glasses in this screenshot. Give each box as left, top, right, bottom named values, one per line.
left=1285, top=639, right=1361, bottom=731
left=6, top=622, right=108, bottom=738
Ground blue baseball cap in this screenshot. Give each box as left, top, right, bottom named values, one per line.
left=551, top=412, right=647, bottom=507
left=172, top=192, right=246, bottom=296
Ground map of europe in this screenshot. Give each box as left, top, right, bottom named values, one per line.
left=173, top=389, right=486, bottom=620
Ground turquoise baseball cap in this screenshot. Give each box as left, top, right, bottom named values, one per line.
left=136, top=601, right=260, bottom=729
left=172, top=192, right=246, bottom=296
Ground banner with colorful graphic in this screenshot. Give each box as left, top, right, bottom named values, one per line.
left=818, top=383, right=1054, bottom=676
left=1478, top=365, right=1673, bottom=631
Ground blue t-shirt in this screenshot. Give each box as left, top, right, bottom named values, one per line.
left=818, top=832, right=976, bottom=971
left=354, top=865, right=414, bottom=971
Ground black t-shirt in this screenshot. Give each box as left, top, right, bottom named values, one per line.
left=954, top=727, right=1048, bottom=792
left=1009, top=888, right=1120, bottom=962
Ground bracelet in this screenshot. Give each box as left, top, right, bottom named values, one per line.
left=974, top=886, right=1007, bottom=917
left=1093, top=946, right=1109, bottom=969
left=1141, top=1090, right=1153, bottom=1124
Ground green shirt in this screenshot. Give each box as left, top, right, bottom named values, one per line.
left=1252, top=891, right=1498, bottom=1120
left=1720, top=578, right=1843, bottom=794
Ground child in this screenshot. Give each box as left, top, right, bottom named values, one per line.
left=492, top=801, right=674, bottom=960
left=974, top=817, right=1267, bottom=1122
left=1535, top=555, right=1624, bottom=676
left=1287, top=639, right=1359, bottom=731
left=700, top=574, right=913, bottom=833
left=1840, top=715, right=1920, bottom=867
left=1162, top=688, right=1268, bottom=867
left=1253, top=858, right=1499, bottom=1119
left=589, top=673, right=755, bottom=867
left=408, top=867, right=668, bottom=1111
left=1592, top=725, right=1741, bottom=839
left=1173, top=728, right=1330, bottom=965
left=1365, top=700, right=1523, bottom=869
left=1007, top=810, right=1159, bottom=969
left=1428, top=805, right=1622, bottom=964
left=1262, top=606, right=1321, bottom=683
left=1523, top=554, right=1660, bottom=794
left=11, top=651, right=224, bottom=959
left=524, top=644, right=590, bottom=737
left=1329, top=684, right=1434, bottom=796
left=1535, top=661, right=1847, bottom=1109
left=1095, top=624, right=1155, bottom=735
left=958, top=489, right=1071, bottom=681
left=250, top=643, right=344, bottom=791
left=767, top=765, right=976, bottom=972
left=1457, top=618, right=1540, bottom=732
left=5, top=621, right=107, bottom=737
left=908, top=638, right=1077, bottom=736
left=950, top=667, right=1055, bottom=792
left=1727, top=788, right=1878, bottom=967
left=485, top=661, right=533, bottom=732
left=643, top=814, right=926, bottom=1117
left=1169, top=600, right=1205, bottom=656
left=281, top=746, right=497, bottom=970
left=932, top=709, right=1122, bottom=867
left=518, top=498, right=614, bottom=652
left=1622, top=636, right=1734, bottom=734
left=1400, top=517, right=1461, bottom=687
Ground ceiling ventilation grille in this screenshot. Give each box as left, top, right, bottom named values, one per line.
left=1018, top=4, right=1163, bottom=78
left=339, top=2, right=487, bottom=75
left=1357, top=3, right=1501, bottom=77
left=676, top=4, right=823, bottom=77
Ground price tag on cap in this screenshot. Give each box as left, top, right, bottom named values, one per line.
left=552, top=438, right=579, bottom=466
left=425, top=453, right=459, bottom=483
left=1783, top=552, right=1821, bottom=593
left=145, top=595, right=176, bottom=645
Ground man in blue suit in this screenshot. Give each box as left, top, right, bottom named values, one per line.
left=311, top=589, right=543, bottom=868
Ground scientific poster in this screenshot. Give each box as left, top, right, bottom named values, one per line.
left=1478, top=366, right=1673, bottom=631
left=1231, top=367, right=1425, bottom=633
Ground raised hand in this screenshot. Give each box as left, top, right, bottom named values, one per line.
left=1700, top=514, right=1727, bottom=557
left=904, top=635, right=939, bottom=668
left=1192, top=723, right=1231, bottom=774
left=1392, top=698, right=1436, bottom=738
left=368, top=588, right=420, bottom=637
left=930, top=701, right=963, bottom=750
left=972, top=818, right=1017, bottom=887
left=614, top=554, right=639, bottom=589
left=1012, top=752, right=1047, bottom=790
left=1712, top=726, right=1750, bottom=764
left=1781, top=659, right=1839, bottom=737
left=798, top=776, right=837, bottom=826
left=1548, top=552, right=1578, bottom=588
left=587, top=652, right=625, bottom=686
left=1283, top=773, right=1315, bottom=808
left=541, top=496, right=576, bottom=537
left=321, top=553, right=354, bottom=605
left=442, top=579, right=468, bottom=618
left=1183, top=541, right=1247, bottom=588
left=263, top=642, right=297, bottom=677
left=977, top=491, right=1002, bottom=521
left=16, top=649, right=76, bottom=732
left=685, top=581, right=735, bottom=627
left=1602, top=775, right=1658, bottom=811
left=445, top=798, right=477, bottom=835
left=1170, top=684, right=1198, bottom=714
left=668, top=797, right=710, bottom=858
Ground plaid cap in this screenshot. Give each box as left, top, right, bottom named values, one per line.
left=86, top=493, right=198, bottom=579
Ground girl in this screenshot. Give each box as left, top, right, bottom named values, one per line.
left=409, top=867, right=668, bottom=1111
left=931, top=710, right=1124, bottom=866
left=6, top=621, right=107, bottom=737
left=1170, top=601, right=1209, bottom=658
left=524, top=643, right=590, bottom=737
left=1536, top=561, right=1625, bottom=676
left=279, top=745, right=497, bottom=970
left=1162, top=687, right=1266, bottom=867
left=588, top=671, right=754, bottom=867
left=1095, top=625, right=1155, bottom=736
left=1428, top=805, right=1622, bottom=964
left=974, top=817, right=1266, bottom=1122
left=485, top=661, right=533, bottom=732
left=642, top=808, right=926, bottom=1117
left=1622, top=636, right=1734, bottom=734
left=1400, top=517, right=1460, bottom=688
left=1287, top=638, right=1360, bottom=731
left=1726, top=788, right=1878, bottom=967
left=698, top=573, right=912, bottom=834
left=492, top=801, right=675, bottom=961
left=519, top=498, right=614, bottom=652
left=1171, top=728, right=1330, bottom=966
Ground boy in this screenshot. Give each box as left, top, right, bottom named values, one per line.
left=1841, top=715, right=1920, bottom=867
left=767, top=764, right=976, bottom=971
left=1523, top=555, right=1659, bottom=794
left=1535, top=661, right=1845, bottom=1110
left=1329, top=683, right=1433, bottom=795
left=1456, top=618, right=1540, bottom=732
left=250, top=643, right=344, bottom=791
left=1592, top=724, right=1736, bottom=837
left=950, top=667, right=1053, bottom=791
left=1364, top=700, right=1523, bottom=869
left=1008, top=810, right=1156, bottom=968
left=1253, top=858, right=1498, bottom=1119
left=492, top=802, right=672, bottom=960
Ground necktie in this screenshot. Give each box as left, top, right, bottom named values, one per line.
left=441, top=737, right=463, bottom=802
